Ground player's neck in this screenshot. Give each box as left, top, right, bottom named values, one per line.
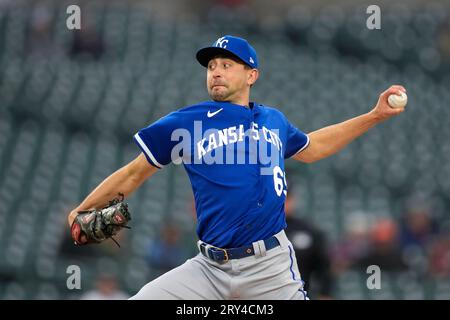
left=226, top=95, right=250, bottom=109
left=229, top=101, right=249, bottom=108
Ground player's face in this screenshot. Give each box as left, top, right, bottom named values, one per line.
left=206, top=57, right=251, bottom=103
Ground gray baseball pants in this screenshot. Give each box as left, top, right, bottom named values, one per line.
left=129, top=229, right=308, bottom=300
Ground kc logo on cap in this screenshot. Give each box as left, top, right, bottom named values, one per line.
left=214, top=37, right=229, bottom=49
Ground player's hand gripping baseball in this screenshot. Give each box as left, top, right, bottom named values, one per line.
left=370, top=85, right=407, bottom=121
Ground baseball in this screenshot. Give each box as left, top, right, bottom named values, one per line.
left=388, top=91, right=407, bottom=109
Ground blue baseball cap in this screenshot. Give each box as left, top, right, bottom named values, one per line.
left=196, top=35, right=258, bottom=69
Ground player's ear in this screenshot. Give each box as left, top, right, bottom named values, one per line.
left=248, top=68, right=259, bottom=86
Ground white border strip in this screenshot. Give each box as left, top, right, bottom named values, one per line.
left=134, top=133, right=163, bottom=169
left=294, top=135, right=310, bottom=155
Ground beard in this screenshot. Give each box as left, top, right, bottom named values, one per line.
left=208, top=85, right=231, bottom=101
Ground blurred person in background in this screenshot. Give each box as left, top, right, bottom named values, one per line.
left=429, top=225, right=450, bottom=277
left=331, top=211, right=371, bottom=274
left=398, top=198, right=440, bottom=277
left=145, top=222, right=186, bottom=276
left=437, top=21, right=450, bottom=73
left=284, top=188, right=334, bottom=299
left=399, top=206, right=439, bottom=253
left=80, top=273, right=129, bottom=300
left=69, top=15, right=105, bottom=60
left=28, top=4, right=53, bottom=58
left=353, top=217, right=408, bottom=272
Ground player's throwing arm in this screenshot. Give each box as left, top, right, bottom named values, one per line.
left=293, top=85, right=406, bottom=164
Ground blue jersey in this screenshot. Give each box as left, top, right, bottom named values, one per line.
left=134, top=101, right=309, bottom=248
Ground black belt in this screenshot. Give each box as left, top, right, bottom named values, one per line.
left=198, top=236, right=280, bottom=262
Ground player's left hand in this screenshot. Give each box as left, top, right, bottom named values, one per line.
left=70, top=194, right=131, bottom=247
left=370, top=85, right=406, bottom=121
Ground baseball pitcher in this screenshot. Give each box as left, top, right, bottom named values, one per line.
left=67, top=35, right=406, bottom=300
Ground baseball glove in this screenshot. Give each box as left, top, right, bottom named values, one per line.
left=70, top=193, right=131, bottom=247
